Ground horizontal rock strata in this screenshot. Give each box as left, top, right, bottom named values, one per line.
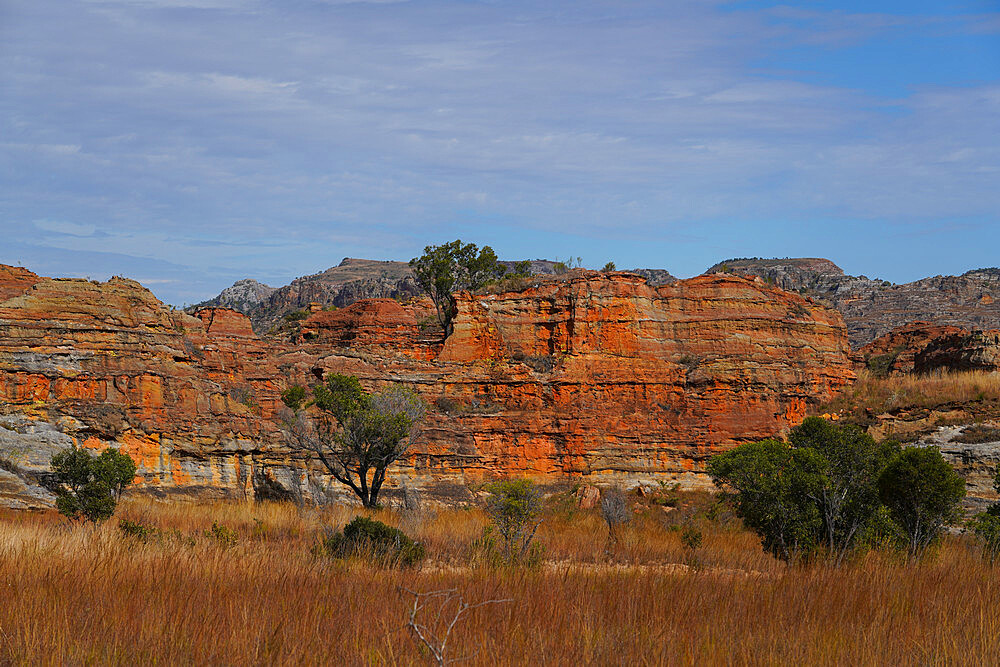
left=706, top=259, right=1000, bottom=348
left=0, top=265, right=854, bottom=506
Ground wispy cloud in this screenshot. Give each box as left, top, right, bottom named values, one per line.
left=0, top=0, right=997, bottom=302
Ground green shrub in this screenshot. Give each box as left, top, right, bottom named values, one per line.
left=281, top=385, right=308, bottom=411
left=317, top=516, right=425, bottom=567
left=969, top=471, right=1000, bottom=562
left=969, top=509, right=1000, bottom=562
left=475, top=479, right=545, bottom=568
left=50, top=446, right=137, bottom=523
left=205, top=521, right=239, bottom=548
left=680, top=525, right=703, bottom=551
left=867, top=350, right=902, bottom=379
left=118, top=518, right=160, bottom=542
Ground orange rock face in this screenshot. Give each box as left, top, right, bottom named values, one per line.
left=0, top=266, right=854, bottom=506
left=0, top=265, right=40, bottom=302
left=194, top=307, right=256, bottom=338
left=299, top=299, right=439, bottom=360
left=409, top=273, right=853, bottom=486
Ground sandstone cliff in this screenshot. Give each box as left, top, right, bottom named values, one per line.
left=0, top=265, right=852, bottom=507
left=706, top=259, right=1000, bottom=348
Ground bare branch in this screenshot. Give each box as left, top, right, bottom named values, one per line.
left=401, top=588, right=511, bottom=665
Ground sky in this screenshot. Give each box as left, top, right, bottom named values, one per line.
left=1, top=0, right=998, bottom=306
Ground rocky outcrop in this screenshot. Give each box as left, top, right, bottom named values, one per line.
left=195, top=258, right=679, bottom=335
left=194, top=279, right=277, bottom=314
left=191, top=258, right=422, bottom=334
left=629, top=268, right=676, bottom=286
left=917, top=329, right=1000, bottom=374
left=0, top=272, right=294, bottom=505
left=706, top=259, right=1000, bottom=348
left=705, top=258, right=847, bottom=292
left=299, top=299, right=440, bottom=360
left=0, top=265, right=854, bottom=508
left=416, top=272, right=853, bottom=486
left=858, top=322, right=1000, bottom=375
left=910, top=424, right=1000, bottom=512
left=194, top=307, right=257, bottom=338
left=857, top=322, right=969, bottom=375
left=0, top=265, right=40, bottom=302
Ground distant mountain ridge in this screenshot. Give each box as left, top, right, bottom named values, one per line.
left=193, top=255, right=999, bottom=347
left=192, top=257, right=677, bottom=334
left=191, top=258, right=421, bottom=333
left=705, top=258, right=1000, bottom=347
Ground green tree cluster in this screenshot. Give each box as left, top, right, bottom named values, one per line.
left=50, top=446, right=137, bottom=522
left=708, top=417, right=965, bottom=563
left=317, top=516, right=425, bottom=567
left=281, top=374, right=425, bottom=508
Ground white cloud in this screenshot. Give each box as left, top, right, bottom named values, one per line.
left=1, top=0, right=997, bottom=303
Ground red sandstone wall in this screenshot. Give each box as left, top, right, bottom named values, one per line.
left=0, top=266, right=854, bottom=505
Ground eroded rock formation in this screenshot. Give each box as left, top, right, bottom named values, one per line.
left=859, top=322, right=1000, bottom=376
left=195, top=258, right=678, bottom=335
left=0, top=265, right=854, bottom=507
left=706, top=259, right=1000, bottom=348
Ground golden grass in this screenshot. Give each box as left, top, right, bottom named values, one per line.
left=824, top=369, right=1000, bottom=417
left=2, top=497, right=999, bottom=665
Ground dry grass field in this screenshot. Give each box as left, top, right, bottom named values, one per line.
left=2, top=494, right=999, bottom=665
left=824, top=369, right=1000, bottom=418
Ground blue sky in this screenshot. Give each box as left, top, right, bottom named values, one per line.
left=1, top=0, right=998, bottom=306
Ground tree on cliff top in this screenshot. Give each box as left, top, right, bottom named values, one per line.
left=281, top=374, right=425, bottom=508
left=409, top=240, right=508, bottom=336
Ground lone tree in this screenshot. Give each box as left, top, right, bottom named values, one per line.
left=50, top=446, right=137, bottom=522
left=878, top=446, right=966, bottom=558
left=282, top=374, right=425, bottom=508
left=409, top=240, right=508, bottom=336
left=478, top=479, right=545, bottom=567
left=599, top=487, right=629, bottom=558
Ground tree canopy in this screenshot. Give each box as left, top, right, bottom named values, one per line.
left=707, top=438, right=826, bottom=562
left=878, top=446, right=965, bottom=558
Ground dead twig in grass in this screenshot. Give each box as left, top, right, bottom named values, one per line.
left=402, top=587, right=511, bottom=665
